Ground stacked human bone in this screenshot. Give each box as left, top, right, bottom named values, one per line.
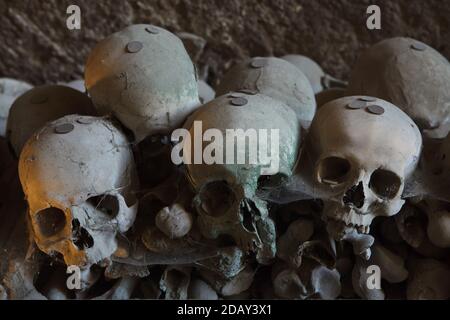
left=0, top=24, right=449, bottom=300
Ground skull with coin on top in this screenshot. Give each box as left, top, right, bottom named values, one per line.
left=294, top=96, right=422, bottom=257
left=216, top=56, right=316, bottom=128
left=18, top=114, right=139, bottom=267
left=347, top=37, right=450, bottom=138
left=85, top=24, right=200, bottom=143
left=180, top=92, right=301, bottom=263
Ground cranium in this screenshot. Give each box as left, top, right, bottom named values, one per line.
left=19, top=115, right=139, bottom=266
left=281, top=54, right=347, bottom=94
left=297, top=96, right=422, bottom=247
left=347, top=37, right=450, bottom=137
left=216, top=57, right=316, bottom=126
left=182, top=93, right=300, bottom=263
left=85, top=24, right=200, bottom=143
left=7, top=85, right=95, bottom=157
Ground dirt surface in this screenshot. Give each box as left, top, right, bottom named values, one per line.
left=0, top=0, right=449, bottom=86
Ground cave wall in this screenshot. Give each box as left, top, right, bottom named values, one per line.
left=0, top=0, right=448, bottom=86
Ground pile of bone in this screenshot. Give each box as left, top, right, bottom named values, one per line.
left=1, top=24, right=450, bottom=300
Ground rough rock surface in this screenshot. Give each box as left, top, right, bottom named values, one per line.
left=0, top=0, right=448, bottom=86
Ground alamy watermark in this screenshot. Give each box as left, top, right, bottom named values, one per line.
left=171, top=121, right=280, bottom=175
left=66, top=265, right=81, bottom=290
left=66, top=5, right=81, bottom=30
left=366, top=5, right=381, bottom=30
left=366, top=264, right=381, bottom=290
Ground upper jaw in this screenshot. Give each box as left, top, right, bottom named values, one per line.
left=323, top=207, right=373, bottom=240
left=323, top=214, right=375, bottom=260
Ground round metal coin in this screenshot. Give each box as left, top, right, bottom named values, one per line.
left=230, top=97, right=248, bottom=106
left=367, top=105, right=385, bottom=115
left=126, top=41, right=143, bottom=53
left=347, top=100, right=366, bottom=109
left=54, top=123, right=75, bottom=134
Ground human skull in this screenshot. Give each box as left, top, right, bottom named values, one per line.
left=299, top=96, right=422, bottom=242
left=7, top=85, right=96, bottom=157
left=281, top=54, right=325, bottom=94
left=347, top=37, right=450, bottom=137
left=85, top=24, right=200, bottom=143
left=19, top=115, right=139, bottom=266
left=281, top=54, right=348, bottom=94
left=216, top=57, right=316, bottom=126
left=0, top=78, right=33, bottom=137
left=182, top=93, right=300, bottom=263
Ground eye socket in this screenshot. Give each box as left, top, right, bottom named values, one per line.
left=369, top=169, right=402, bottom=199
left=35, top=207, right=66, bottom=237
left=316, top=157, right=351, bottom=185
left=198, top=181, right=236, bottom=217
left=87, top=195, right=120, bottom=218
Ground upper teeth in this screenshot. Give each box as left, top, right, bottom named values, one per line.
left=327, top=217, right=370, bottom=234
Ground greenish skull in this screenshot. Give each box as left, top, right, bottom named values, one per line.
left=182, top=92, right=300, bottom=263
left=85, top=24, right=200, bottom=143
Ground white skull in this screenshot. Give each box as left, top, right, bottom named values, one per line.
left=299, top=96, right=422, bottom=241
left=216, top=57, right=316, bottom=126
left=182, top=93, right=300, bottom=263
left=347, top=37, right=450, bottom=137
left=85, top=24, right=200, bottom=143
left=19, top=115, right=139, bottom=266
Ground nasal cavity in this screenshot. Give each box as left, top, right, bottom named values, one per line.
left=343, top=182, right=365, bottom=208
left=72, top=219, right=94, bottom=250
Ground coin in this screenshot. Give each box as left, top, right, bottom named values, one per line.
left=54, top=123, right=75, bottom=134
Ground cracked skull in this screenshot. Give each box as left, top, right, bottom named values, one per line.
left=18, top=115, right=139, bottom=266
left=300, top=96, right=422, bottom=240
left=181, top=93, right=300, bottom=263
left=85, top=24, right=200, bottom=143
